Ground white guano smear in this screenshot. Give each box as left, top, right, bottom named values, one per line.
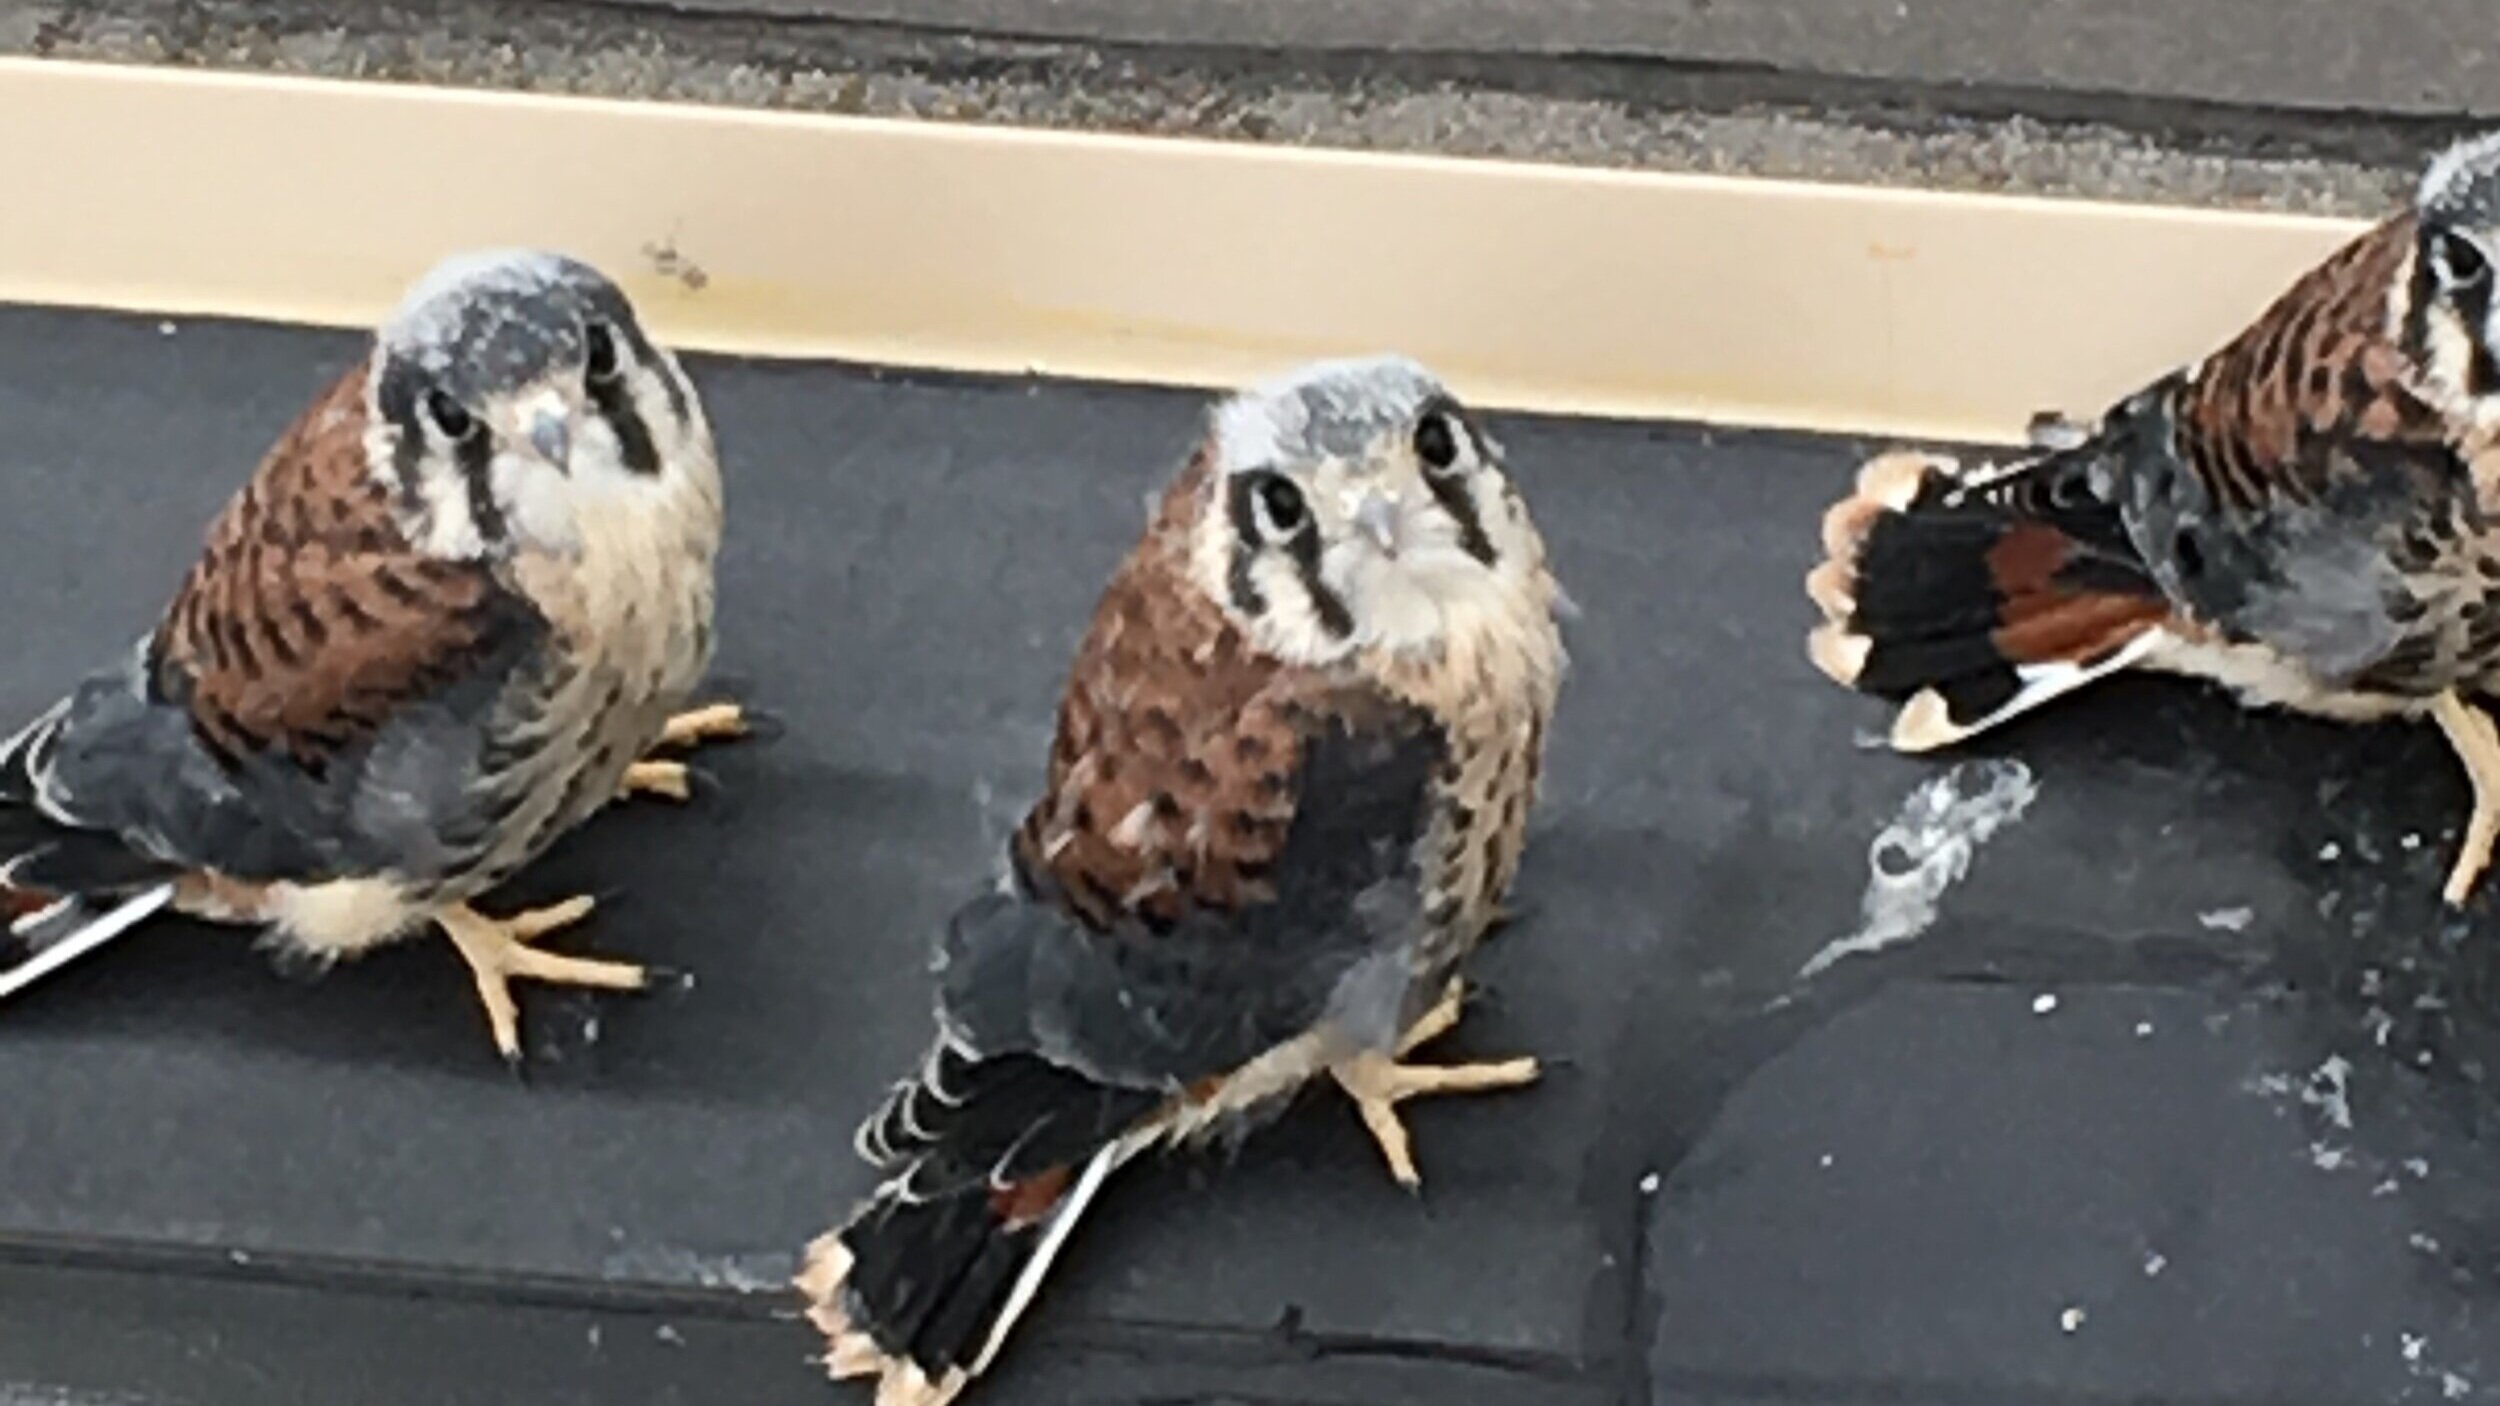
left=1799, top=758, right=2040, bottom=979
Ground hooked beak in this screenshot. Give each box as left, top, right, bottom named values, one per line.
left=511, top=390, right=573, bottom=472
left=529, top=409, right=572, bottom=472
left=1353, top=492, right=1402, bottom=557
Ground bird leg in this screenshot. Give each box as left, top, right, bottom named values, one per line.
left=2432, top=691, right=2500, bottom=906
left=618, top=703, right=751, bottom=803
left=1329, top=977, right=1540, bottom=1190
left=1397, top=976, right=1470, bottom=1055
left=435, top=897, right=648, bottom=1063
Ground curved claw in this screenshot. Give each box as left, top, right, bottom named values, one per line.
left=725, top=704, right=789, bottom=748
left=641, top=964, right=698, bottom=995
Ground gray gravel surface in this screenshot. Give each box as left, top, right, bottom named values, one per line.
left=0, top=0, right=2465, bottom=216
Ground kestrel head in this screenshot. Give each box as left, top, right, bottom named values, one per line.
left=2409, top=131, right=2500, bottom=406
left=1189, top=354, right=1556, bottom=666
left=365, top=249, right=713, bottom=557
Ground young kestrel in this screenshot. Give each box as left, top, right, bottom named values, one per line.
left=795, top=355, right=1569, bottom=1406
left=1810, top=130, right=2500, bottom=906
left=0, top=250, right=743, bottom=1061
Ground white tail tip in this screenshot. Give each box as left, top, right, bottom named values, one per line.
left=0, top=885, right=173, bottom=1003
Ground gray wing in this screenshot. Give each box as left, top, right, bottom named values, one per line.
left=3, top=590, right=545, bottom=897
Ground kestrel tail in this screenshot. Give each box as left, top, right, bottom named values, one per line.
left=794, top=355, right=1569, bottom=1406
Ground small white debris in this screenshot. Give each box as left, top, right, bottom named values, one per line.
left=587, top=1325, right=603, bottom=1349
left=656, top=1324, right=685, bottom=1347
left=2303, top=1056, right=2354, bottom=1130
left=2375, top=1177, right=2402, bottom=1197
left=2311, top=1143, right=2349, bottom=1171
left=2135, top=1021, right=2155, bottom=1038
left=2198, top=906, right=2255, bottom=932
left=2060, top=1306, right=2087, bottom=1333
left=2404, top=1333, right=2427, bottom=1364
left=1637, top=1172, right=1660, bottom=1194
left=2445, top=1371, right=2472, bottom=1400
left=1819, top=1153, right=1835, bottom=1168
left=157, top=320, right=178, bottom=336
left=2403, top=833, right=2425, bottom=851
left=598, top=1248, right=796, bottom=1296
left=2321, top=841, right=2343, bottom=861
left=2411, top=1232, right=2443, bottom=1254
left=227, top=1249, right=251, bottom=1266
left=2033, top=993, right=2060, bottom=1015
left=2143, top=1252, right=2166, bottom=1277
left=2408, top=1157, right=2433, bottom=1179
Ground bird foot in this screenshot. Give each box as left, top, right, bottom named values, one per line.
left=618, top=703, right=750, bottom=805
left=1330, top=978, right=1538, bottom=1190
left=2431, top=692, right=2500, bottom=907
left=656, top=702, right=749, bottom=751
left=619, top=759, right=693, bottom=802
left=435, top=897, right=649, bottom=1064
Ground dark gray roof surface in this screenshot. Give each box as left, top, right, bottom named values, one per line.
left=0, top=305, right=2493, bottom=1405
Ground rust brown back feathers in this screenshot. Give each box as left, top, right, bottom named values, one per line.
left=1011, top=453, right=1389, bottom=932
left=151, top=359, right=530, bottom=768
left=2175, top=214, right=2449, bottom=512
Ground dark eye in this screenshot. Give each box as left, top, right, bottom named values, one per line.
left=425, top=389, right=476, bottom=441
left=584, top=322, right=621, bottom=383
left=2437, top=229, right=2492, bottom=288
left=1252, top=472, right=1308, bottom=537
left=1414, top=412, right=1461, bottom=472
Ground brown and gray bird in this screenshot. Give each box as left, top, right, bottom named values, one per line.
left=0, top=249, right=740, bottom=1060
left=1809, top=131, right=2500, bottom=908
left=795, top=355, right=1567, bottom=1405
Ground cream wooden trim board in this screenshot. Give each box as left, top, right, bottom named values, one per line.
left=0, top=56, right=2371, bottom=444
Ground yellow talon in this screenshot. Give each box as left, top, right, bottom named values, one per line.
left=620, top=759, right=693, bottom=802
left=656, top=702, right=747, bottom=750
left=614, top=703, right=747, bottom=806
left=1330, top=977, right=1538, bottom=1189
left=435, top=897, right=645, bottom=1062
